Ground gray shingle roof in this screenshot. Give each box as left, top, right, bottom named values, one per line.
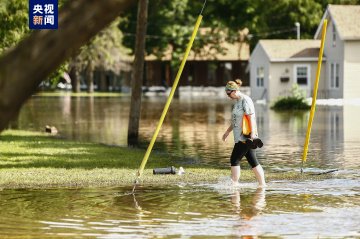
left=315, top=5, right=360, bottom=40
left=258, top=40, right=321, bottom=61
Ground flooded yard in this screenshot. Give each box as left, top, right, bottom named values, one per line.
left=12, top=94, right=360, bottom=171
left=2, top=94, right=360, bottom=238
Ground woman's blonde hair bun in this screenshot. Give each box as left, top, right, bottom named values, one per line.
left=235, top=79, right=242, bottom=87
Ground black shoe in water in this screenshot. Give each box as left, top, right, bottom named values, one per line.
left=245, top=139, right=257, bottom=149
left=253, top=138, right=264, bottom=148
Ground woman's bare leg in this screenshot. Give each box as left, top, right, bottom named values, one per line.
left=231, top=166, right=241, bottom=184
left=252, top=165, right=266, bottom=187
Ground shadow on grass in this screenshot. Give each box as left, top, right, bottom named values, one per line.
left=0, top=133, right=175, bottom=169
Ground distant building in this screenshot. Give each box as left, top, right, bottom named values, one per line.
left=250, top=4, right=360, bottom=102
left=249, top=40, right=324, bottom=101
left=315, top=4, right=360, bottom=99
left=144, top=29, right=250, bottom=88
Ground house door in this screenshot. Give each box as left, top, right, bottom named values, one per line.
left=294, top=65, right=311, bottom=97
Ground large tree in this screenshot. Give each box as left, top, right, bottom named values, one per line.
left=128, top=0, right=148, bottom=146
left=0, top=0, right=134, bottom=132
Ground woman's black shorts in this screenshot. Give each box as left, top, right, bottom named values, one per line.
left=230, top=141, right=259, bottom=168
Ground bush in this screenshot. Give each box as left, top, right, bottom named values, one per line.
left=271, top=84, right=311, bottom=111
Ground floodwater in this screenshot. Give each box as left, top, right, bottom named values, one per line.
left=1, top=181, right=359, bottom=238
left=2, top=94, right=360, bottom=238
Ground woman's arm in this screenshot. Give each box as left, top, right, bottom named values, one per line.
left=222, top=125, right=233, bottom=142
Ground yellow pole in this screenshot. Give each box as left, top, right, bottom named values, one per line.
left=135, top=15, right=203, bottom=181
left=301, top=19, right=328, bottom=169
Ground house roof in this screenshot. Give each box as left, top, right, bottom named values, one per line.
left=146, top=29, right=250, bottom=61
left=256, top=39, right=322, bottom=62
left=315, top=5, right=360, bottom=40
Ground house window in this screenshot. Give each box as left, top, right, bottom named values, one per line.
left=256, top=67, right=264, bottom=87
left=336, top=64, right=340, bottom=88
left=330, top=62, right=340, bottom=88
left=332, top=24, right=336, bottom=47
left=296, top=66, right=308, bottom=85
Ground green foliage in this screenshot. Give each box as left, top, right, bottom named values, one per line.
left=0, top=0, right=29, bottom=53
left=271, top=84, right=311, bottom=111
left=119, top=0, right=345, bottom=59
left=0, top=1, right=130, bottom=85
left=212, top=0, right=323, bottom=48
left=271, top=97, right=311, bottom=111
left=0, top=0, right=66, bottom=88
left=2, top=0, right=360, bottom=78
left=120, top=0, right=196, bottom=67
left=46, top=62, right=69, bottom=87
left=0, top=0, right=69, bottom=54
left=72, top=18, right=131, bottom=72
left=120, top=0, right=251, bottom=67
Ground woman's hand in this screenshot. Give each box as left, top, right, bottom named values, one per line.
left=222, top=131, right=229, bottom=142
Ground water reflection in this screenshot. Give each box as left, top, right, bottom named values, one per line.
left=0, top=183, right=359, bottom=238
left=231, top=187, right=266, bottom=220
left=11, top=96, right=360, bottom=170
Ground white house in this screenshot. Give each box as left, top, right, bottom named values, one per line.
left=315, top=4, right=360, bottom=99
left=250, top=4, right=360, bottom=102
left=249, top=40, right=325, bottom=101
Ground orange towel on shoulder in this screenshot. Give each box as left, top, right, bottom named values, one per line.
left=242, top=115, right=251, bottom=136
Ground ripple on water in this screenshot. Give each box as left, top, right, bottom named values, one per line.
left=0, top=179, right=359, bottom=238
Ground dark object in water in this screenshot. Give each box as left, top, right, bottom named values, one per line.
left=45, top=125, right=58, bottom=134
left=153, top=166, right=176, bottom=175
left=308, top=169, right=339, bottom=175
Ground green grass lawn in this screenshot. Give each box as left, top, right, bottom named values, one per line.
left=0, top=130, right=333, bottom=189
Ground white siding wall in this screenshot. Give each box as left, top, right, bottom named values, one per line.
left=310, top=58, right=328, bottom=99
left=249, top=44, right=270, bottom=101
left=310, top=61, right=327, bottom=98
left=323, top=19, right=344, bottom=98
left=344, top=41, right=360, bottom=99
left=268, top=61, right=325, bottom=101
left=268, top=63, right=293, bottom=101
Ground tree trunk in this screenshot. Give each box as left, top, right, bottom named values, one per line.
left=71, top=65, right=81, bottom=93
left=0, top=0, right=134, bottom=132
left=86, top=61, right=94, bottom=93
left=99, top=70, right=107, bottom=91
left=127, top=0, right=148, bottom=146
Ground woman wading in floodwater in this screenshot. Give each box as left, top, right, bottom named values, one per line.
left=222, top=80, right=266, bottom=187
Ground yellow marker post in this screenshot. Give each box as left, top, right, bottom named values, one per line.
left=132, top=15, right=203, bottom=191
left=301, top=19, right=328, bottom=171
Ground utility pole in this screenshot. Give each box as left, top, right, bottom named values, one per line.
left=128, top=0, right=148, bottom=146
left=295, top=22, right=300, bottom=40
